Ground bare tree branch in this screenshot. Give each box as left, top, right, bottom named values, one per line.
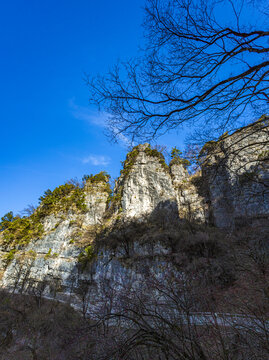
left=87, top=0, right=269, bottom=142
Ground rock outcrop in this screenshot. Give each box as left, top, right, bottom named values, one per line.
left=0, top=119, right=268, bottom=307
left=116, top=143, right=177, bottom=218
left=0, top=180, right=111, bottom=304
left=201, top=119, right=269, bottom=227
left=112, top=143, right=206, bottom=222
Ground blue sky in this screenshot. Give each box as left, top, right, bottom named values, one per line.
left=0, top=0, right=187, bottom=217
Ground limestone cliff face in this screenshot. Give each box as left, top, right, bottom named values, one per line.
left=0, top=181, right=110, bottom=302
left=116, top=144, right=177, bottom=218
left=202, top=120, right=269, bottom=227
left=170, top=164, right=206, bottom=222
left=0, top=120, right=268, bottom=305
left=112, top=144, right=206, bottom=222
left=0, top=144, right=205, bottom=305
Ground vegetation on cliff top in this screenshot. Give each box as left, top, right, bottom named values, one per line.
left=83, top=171, right=111, bottom=194
left=144, top=145, right=169, bottom=172
left=39, top=183, right=87, bottom=216
left=0, top=211, right=44, bottom=251
left=107, top=144, right=170, bottom=214
left=169, top=147, right=190, bottom=169
left=0, top=172, right=111, bottom=253
left=120, top=146, right=140, bottom=178
left=198, top=115, right=268, bottom=161
left=120, top=144, right=169, bottom=178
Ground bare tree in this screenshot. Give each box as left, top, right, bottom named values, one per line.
left=20, top=204, right=37, bottom=217
left=90, top=264, right=269, bottom=360
left=87, top=0, right=269, bottom=142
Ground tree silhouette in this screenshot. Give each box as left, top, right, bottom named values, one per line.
left=87, top=0, right=269, bottom=142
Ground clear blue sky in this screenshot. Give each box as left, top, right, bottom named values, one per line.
left=0, top=0, right=186, bottom=217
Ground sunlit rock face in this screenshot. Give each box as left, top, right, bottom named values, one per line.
left=0, top=144, right=206, bottom=304
left=202, top=121, right=269, bottom=228
left=0, top=182, right=111, bottom=302
left=119, top=144, right=177, bottom=218
left=170, top=163, right=207, bottom=223
left=0, top=120, right=268, bottom=306
left=0, top=218, right=80, bottom=297
left=170, top=163, right=189, bottom=185
left=0, top=216, right=172, bottom=308
left=114, top=144, right=206, bottom=222
left=83, top=183, right=110, bottom=225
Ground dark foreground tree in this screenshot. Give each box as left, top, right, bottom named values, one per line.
left=88, top=0, right=269, bottom=142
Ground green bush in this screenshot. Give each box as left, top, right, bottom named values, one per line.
left=169, top=147, right=190, bottom=169
left=144, top=145, right=169, bottom=172
left=0, top=211, right=15, bottom=231
left=44, top=248, right=58, bottom=260
left=2, top=249, right=17, bottom=265
left=0, top=213, right=44, bottom=249
left=84, top=172, right=111, bottom=195
left=78, top=244, right=96, bottom=270
left=44, top=248, right=52, bottom=260
left=87, top=171, right=110, bottom=184
left=0, top=173, right=110, bottom=251
left=39, top=183, right=87, bottom=215
left=120, top=147, right=140, bottom=178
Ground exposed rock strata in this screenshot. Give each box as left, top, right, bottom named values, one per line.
left=0, top=120, right=268, bottom=307
left=117, top=143, right=177, bottom=218
left=202, top=120, right=269, bottom=227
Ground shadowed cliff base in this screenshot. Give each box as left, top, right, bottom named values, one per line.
left=0, top=209, right=268, bottom=360
left=0, top=203, right=268, bottom=359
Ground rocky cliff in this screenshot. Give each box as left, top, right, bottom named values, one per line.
left=0, top=119, right=268, bottom=307
left=201, top=118, right=269, bottom=227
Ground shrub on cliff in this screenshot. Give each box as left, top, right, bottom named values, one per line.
left=39, top=183, right=87, bottom=215
left=78, top=244, right=97, bottom=270
left=0, top=212, right=44, bottom=250
left=169, top=147, right=190, bottom=169
left=0, top=211, right=14, bottom=231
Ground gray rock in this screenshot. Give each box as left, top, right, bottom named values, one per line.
left=0, top=120, right=268, bottom=308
